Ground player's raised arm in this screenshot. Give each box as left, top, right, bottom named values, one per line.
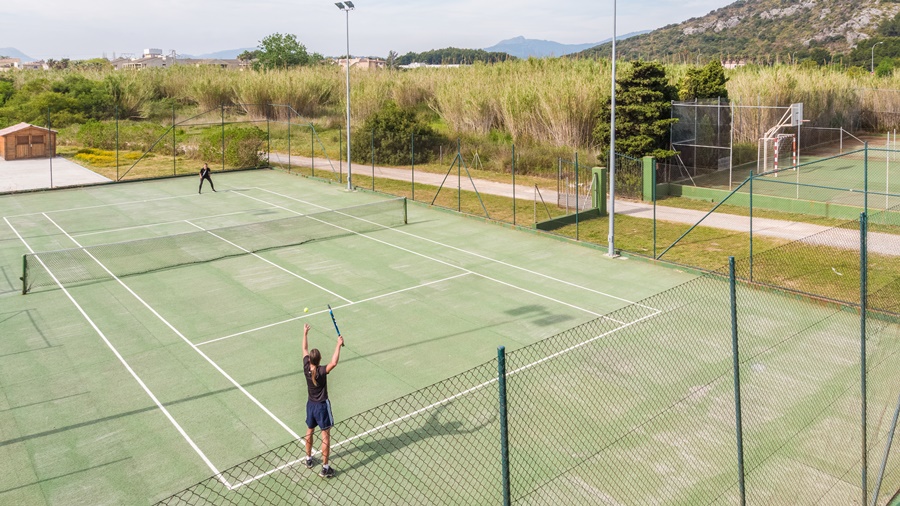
left=326, top=335, right=343, bottom=373
left=302, top=323, right=310, bottom=359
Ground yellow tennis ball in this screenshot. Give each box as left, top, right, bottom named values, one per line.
left=304, top=307, right=309, bottom=313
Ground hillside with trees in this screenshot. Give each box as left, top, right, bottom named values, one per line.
left=578, top=0, right=900, bottom=66
left=396, top=48, right=515, bottom=65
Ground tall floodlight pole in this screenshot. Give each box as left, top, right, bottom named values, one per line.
left=607, top=0, right=617, bottom=257
left=871, top=41, right=884, bottom=74
left=336, top=1, right=355, bottom=190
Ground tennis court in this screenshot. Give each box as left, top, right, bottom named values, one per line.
left=0, top=169, right=698, bottom=504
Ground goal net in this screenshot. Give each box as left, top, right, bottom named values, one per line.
left=758, top=133, right=796, bottom=175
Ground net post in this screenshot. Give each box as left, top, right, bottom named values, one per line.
left=729, top=257, right=747, bottom=506
left=860, top=211, right=868, bottom=506
left=402, top=197, right=407, bottom=225
left=21, top=254, right=27, bottom=295
left=497, top=346, right=510, bottom=506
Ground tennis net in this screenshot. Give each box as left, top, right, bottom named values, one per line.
left=22, top=197, right=407, bottom=294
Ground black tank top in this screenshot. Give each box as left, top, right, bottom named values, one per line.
left=304, top=355, right=328, bottom=403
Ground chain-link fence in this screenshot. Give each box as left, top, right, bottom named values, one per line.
left=157, top=199, right=900, bottom=505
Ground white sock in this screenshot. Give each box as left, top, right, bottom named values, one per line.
left=323, top=464, right=330, bottom=470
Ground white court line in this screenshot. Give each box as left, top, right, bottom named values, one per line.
left=72, top=207, right=282, bottom=238
left=183, top=221, right=352, bottom=304
left=228, top=309, right=662, bottom=490
left=8, top=193, right=198, bottom=218
left=252, top=187, right=658, bottom=312
left=231, top=189, right=621, bottom=324
left=3, top=216, right=231, bottom=488
left=41, top=213, right=302, bottom=441
left=195, top=273, right=471, bottom=347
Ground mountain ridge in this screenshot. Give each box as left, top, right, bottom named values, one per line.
left=577, top=0, right=900, bottom=61
left=484, top=32, right=648, bottom=59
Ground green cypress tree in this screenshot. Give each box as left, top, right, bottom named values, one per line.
left=594, top=60, right=677, bottom=159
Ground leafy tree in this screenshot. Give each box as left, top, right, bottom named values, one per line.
left=876, top=58, right=895, bottom=78
left=678, top=60, right=728, bottom=101
left=254, top=33, right=322, bottom=70
left=386, top=50, right=399, bottom=70
left=0, top=77, right=13, bottom=107
left=879, top=12, right=900, bottom=37
left=237, top=49, right=260, bottom=61
left=351, top=101, right=445, bottom=165
left=593, top=60, right=677, bottom=159
left=397, top=48, right=514, bottom=65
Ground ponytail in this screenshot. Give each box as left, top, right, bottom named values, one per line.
left=309, top=349, right=322, bottom=387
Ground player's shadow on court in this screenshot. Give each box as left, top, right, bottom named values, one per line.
left=333, top=404, right=493, bottom=474
left=505, top=304, right=574, bottom=326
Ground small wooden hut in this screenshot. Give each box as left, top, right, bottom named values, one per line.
left=0, top=123, right=57, bottom=161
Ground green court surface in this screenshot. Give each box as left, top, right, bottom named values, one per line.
left=0, top=170, right=698, bottom=504
left=688, top=149, right=900, bottom=212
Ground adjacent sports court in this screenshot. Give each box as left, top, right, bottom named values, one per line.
left=0, top=169, right=699, bottom=504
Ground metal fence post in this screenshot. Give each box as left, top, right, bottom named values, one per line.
left=339, top=130, right=343, bottom=184
left=860, top=211, right=869, bottom=506
left=372, top=129, right=375, bottom=191
left=266, top=105, right=270, bottom=167
left=512, top=144, right=516, bottom=226
left=115, top=105, right=120, bottom=181
left=497, top=346, right=510, bottom=506
left=729, top=257, right=747, bottom=506
left=749, top=174, right=754, bottom=282
left=411, top=131, right=415, bottom=201
left=311, top=126, right=315, bottom=176
left=221, top=104, right=225, bottom=171
left=172, top=104, right=176, bottom=176
left=287, top=107, right=292, bottom=174
left=864, top=142, right=869, bottom=215
left=575, top=151, right=580, bottom=241
left=457, top=138, right=461, bottom=212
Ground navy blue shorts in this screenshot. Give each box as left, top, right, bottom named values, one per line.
left=306, top=400, right=334, bottom=430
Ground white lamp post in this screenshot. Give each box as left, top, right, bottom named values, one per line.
left=336, top=1, right=355, bottom=190
left=872, top=41, right=884, bottom=74
left=608, top=0, right=617, bottom=257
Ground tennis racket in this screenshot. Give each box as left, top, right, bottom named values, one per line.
left=327, top=304, right=344, bottom=347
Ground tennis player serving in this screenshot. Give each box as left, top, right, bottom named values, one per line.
left=301, top=323, right=343, bottom=478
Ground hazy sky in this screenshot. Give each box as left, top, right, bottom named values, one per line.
left=1, top=0, right=731, bottom=60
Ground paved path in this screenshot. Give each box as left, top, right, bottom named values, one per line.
left=271, top=153, right=898, bottom=256
left=0, top=157, right=110, bottom=192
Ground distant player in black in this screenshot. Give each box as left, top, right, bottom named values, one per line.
left=301, top=323, right=343, bottom=478
left=199, top=162, right=216, bottom=193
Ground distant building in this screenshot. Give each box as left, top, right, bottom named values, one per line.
left=0, top=123, right=57, bottom=161
left=398, top=62, right=462, bottom=69
left=0, top=58, right=21, bottom=71
left=335, top=57, right=386, bottom=71
left=19, top=60, right=49, bottom=71
left=111, top=49, right=244, bottom=71
left=722, top=59, right=747, bottom=70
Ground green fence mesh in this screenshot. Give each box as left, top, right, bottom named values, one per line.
left=156, top=200, right=900, bottom=504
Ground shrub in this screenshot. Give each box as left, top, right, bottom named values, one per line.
left=351, top=101, right=445, bottom=165
left=199, top=125, right=266, bottom=168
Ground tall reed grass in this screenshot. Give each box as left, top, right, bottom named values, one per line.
left=6, top=60, right=900, bottom=153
